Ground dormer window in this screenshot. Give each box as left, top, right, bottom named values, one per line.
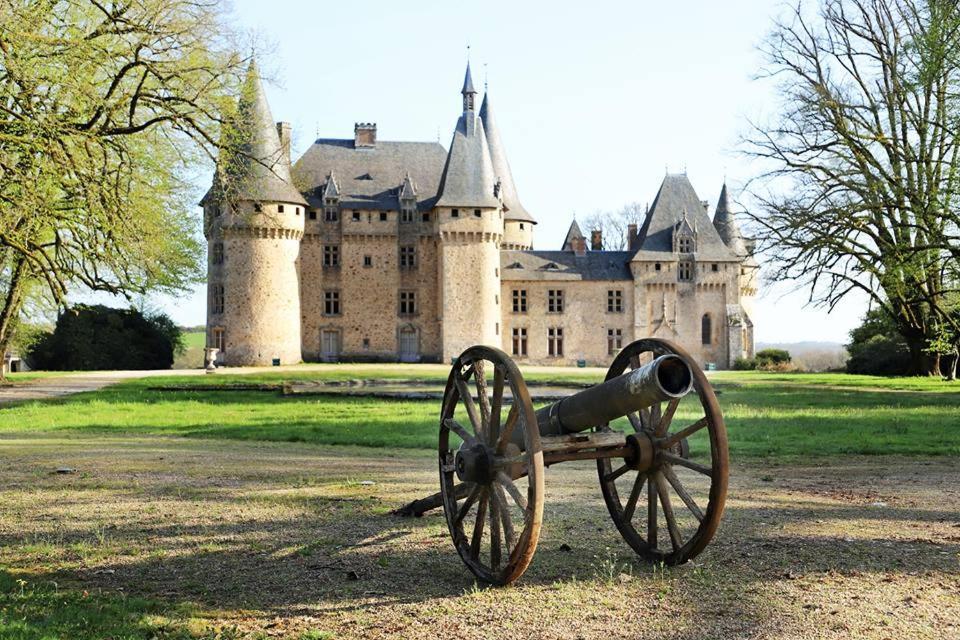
left=678, top=236, right=693, bottom=253
left=543, top=262, right=559, bottom=270
left=507, top=262, right=524, bottom=269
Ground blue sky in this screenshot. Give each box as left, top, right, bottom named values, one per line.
left=148, top=0, right=867, bottom=343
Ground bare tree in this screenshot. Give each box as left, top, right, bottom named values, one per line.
left=745, top=0, right=960, bottom=375
left=0, top=0, right=249, bottom=375
left=581, top=202, right=646, bottom=250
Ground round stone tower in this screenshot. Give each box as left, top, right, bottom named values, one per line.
left=203, top=60, right=307, bottom=366
left=436, top=63, right=504, bottom=361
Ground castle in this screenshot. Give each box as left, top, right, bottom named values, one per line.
left=203, top=61, right=757, bottom=368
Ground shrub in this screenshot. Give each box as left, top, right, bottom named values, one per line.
left=733, top=357, right=757, bottom=370
left=755, top=348, right=791, bottom=367
left=28, top=305, right=182, bottom=371
left=846, top=308, right=911, bottom=376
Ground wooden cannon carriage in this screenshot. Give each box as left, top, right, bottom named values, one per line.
left=396, top=338, right=729, bottom=585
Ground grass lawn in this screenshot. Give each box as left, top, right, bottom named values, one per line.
left=0, top=368, right=957, bottom=457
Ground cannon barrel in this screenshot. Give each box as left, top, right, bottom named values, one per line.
left=534, top=354, right=693, bottom=437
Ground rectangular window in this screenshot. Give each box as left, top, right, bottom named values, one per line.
left=512, top=289, right=527, bottom=313
left=324, top=208, right=338, bottom=222
left=363, top=255, right=372, bottom=267
left=254, top=202, right=263, bottom=213
left=323, top=245, right=340, bottom=268
left=511, top=327, right=528, bottom=356
left=399, top=245, right=417, bottom=269
left=607, top=328, right=623, bottom=355
left=212, top=242, right=224, bottom=265
left=678, top=260, right=693, bottom=282
left=379, top=211, right=388, bottom=221
left=548, top=327, right=564, bottom=357
left=309, top=210, right=318, bottom=220
left=324, top=290, right=341, bottom=316
left=211, top=283, right=224, bottom=315
left=399, top=290, right=417, bottom=316
left=212, top=327, right=225, bottom=353
left=607, top=289, right=623, bottom=313
left=711, top=263, right=719, bottom=272
left=548, top=289, right=564, bottom=313
left=474, top=209, right=482, bottom=217
left=352, top=210, right=361, bottom=221
left=422, top=213, right=430, bottom=222
left=655, top=263, right=661, bottom=271
left=278, top=205, right=285, bottom=213
left=678, top=236, right=693, bottom=253
left=451, top=208, right=459, bottom=218
left=401, top=209, right=415, bottom=223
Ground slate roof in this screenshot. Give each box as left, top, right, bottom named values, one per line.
left=712, top=183, right=749, bottom=257
left=202, top=60, right=306, bottom=207
left=435, top=111, right=500, bottom=208
left=480, top=92, right=535, bottom=223
left=461, top=62, right=476, bottom=95
left=501, top=250, right=633, bottom=281
left=632, top=174, right=738, bottom=262
left=293, top=139, right=447, bottom=211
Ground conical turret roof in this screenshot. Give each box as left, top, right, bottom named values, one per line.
left=205, top=60, right=306, bottom=206
left=712, top=183, right=748, bottom=257
left=480, top=92, right=535, bottom=223
left=461, top=62, right=476, bottom=96
left=400, top=172, right=417, bottom=199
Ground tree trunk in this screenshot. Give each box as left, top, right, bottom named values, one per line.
left=0, top=256, right=29, bottom=381
left=904, top=335, right=943, bottom=377
left=944, top=347, right=959, bottom=382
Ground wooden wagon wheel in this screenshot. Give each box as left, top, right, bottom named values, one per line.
left=597, top=338, right=729, bottom=565
left=439, top=346, right=545, bottom=585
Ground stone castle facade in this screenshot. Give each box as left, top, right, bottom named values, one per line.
left=203, top=62, right=758, bottom=368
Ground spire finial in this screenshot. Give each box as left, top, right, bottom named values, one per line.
left=484, top=62, right=488, bottom=92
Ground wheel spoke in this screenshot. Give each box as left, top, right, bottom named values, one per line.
left=659, top=417, right=709, bottom=450
left=650, top=403, right=662, bottom=435
left=474, top=361, right=492, bottom=435
left=662, top=452, right=712, bottom=476
left=626, top=411, right=642, bottom=432
left=662, top=464, right=704, bottom=522
left=497, top=471, right=528, bottom=511
left=605, top=463, right=631, bottom=483
left=495, top=404, right=519, bottom=454
left=493, top=485, right=515, bottom=551
left=657, top=398, right=680, bottom=436
left=647, top=476, right=658, bottom=548
left=470, top=488, right=488, bottom=560
left=622, top=471, right=647, bottom=522
left=454, top=375, right=484, bottom=440
left=629, top=354, right=641, bottom=370
left=655, top=471, right=683, bottom=551
left=455, top=483, right=483, bottom=525
left=639, top=407, right=652, bottom=432
left=489, top=488, right=502, bottom=570
left=443, top=418, right=475, bottom=445
left=488, top=366, right=505, bottom=447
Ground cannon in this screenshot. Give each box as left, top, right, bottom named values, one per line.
left=396, top=338, right=729, bottom=585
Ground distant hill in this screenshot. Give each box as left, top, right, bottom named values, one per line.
left=757, top=341, right=848, bottom=372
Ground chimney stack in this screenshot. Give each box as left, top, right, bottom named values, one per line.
left=354, top=122, right=377, bottom=148
left=276, top=122, right=292, bottom=164
left=571, top=236, right=587, bottom=257
left=627, top=223, right=638, bottom=251
left=590, top=229, right=603, bottom=251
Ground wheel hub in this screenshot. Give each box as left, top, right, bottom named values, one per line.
left=455, top=442, right=495, bottom=484
left=624, top=431, right=656, bottom=472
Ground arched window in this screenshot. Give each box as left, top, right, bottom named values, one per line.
left=701, top=314, right=712, bottom=345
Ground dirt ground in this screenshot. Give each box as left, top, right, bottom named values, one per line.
left=0, top=434, right=957, bottom=639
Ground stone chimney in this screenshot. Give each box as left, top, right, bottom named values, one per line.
left=354, top=122, right=377, bottom=148
left=571, top=236, right=587, bottom=257
left=591, top=229, right=603, bottom=251
left=627, top=223, right=638, bottom=251
left=276, top=122, right=292, bottom=164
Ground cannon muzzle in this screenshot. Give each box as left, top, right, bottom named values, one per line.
left=534, top=354, right=693, bottom=437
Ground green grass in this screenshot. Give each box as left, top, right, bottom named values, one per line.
left=0, top=369, right=957, bottom=457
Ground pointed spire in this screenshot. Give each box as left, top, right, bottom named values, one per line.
left=713, top=182, right=748, bottom=257
left=561, top=219, right=585, bottom=251
left=461, top=61, right=477, bottom=112
left=400, top=171, right=417, bottom=199
left=480, top=90, right=535, bottom=223
left=322, top=172, right=339, bottom=200
left=207, top=59, right=306, bottom=206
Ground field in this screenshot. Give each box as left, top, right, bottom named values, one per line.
left=0, top=367, right=958, bottom=639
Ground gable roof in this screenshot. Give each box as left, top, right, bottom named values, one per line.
left=293, top=138, right=447, bottom=211
left=203, top=60, right=306, bottom=207
left=480, top=92, right=535, bottom=223
left=501, top=250, right=633, bottom=281
left=632, top=174, right=738, bottom=261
